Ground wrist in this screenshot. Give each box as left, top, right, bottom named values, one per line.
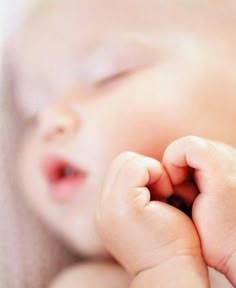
left=221, top=251, right=236, bottom=287
left=131, top=255, right=210, bottom=288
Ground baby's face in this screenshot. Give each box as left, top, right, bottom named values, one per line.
left=15, top=0, right=236, bottom=257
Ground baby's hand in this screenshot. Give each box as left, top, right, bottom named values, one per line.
left=96, top=152, right=209, bottom=287
left=162, top=136, right=236, bottom=286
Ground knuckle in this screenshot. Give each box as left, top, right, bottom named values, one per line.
left=124, top=155, right=158, bottom=172
left=125, top=156, right=143, bottom=171
left=123, top=157, right=151, bottom=185
left=183, top=135, right=214, bottom=155
left=184, top=135, right=208, bottom=149
left=109, top=152, right=141, bottom=176
left=114, top=151, right=139, bottom=163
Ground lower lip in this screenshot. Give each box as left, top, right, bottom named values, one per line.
left=50, top=174, right=86, bottom=202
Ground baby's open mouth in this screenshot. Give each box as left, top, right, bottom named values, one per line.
left=42, top=155, right=87, bottom=202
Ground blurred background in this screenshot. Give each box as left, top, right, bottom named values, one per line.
left=1, top=0, right=29, bottom=78
left=0, top=2, right=75, bottom=287
left=1, top=0, right=29, bottom=39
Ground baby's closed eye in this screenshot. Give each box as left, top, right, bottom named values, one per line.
left=77, top=38, right=157, bottom=88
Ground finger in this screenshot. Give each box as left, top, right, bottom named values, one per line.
left=148, top=167, right=173, bottom=200
left=101, top=151, right=139, bottom=200
left=96, top=153, right=163, bottom=259
left=97, top=153, right=174, bottom=240
left=101, top=154, right=163, bottom=213
left=163, top=136, right=229, bottom=193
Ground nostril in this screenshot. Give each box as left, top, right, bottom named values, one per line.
left=39, top=105, right=80, bottom=141
left=44, top=124, right=70, bottom=141
left=55, top=126, right=66, bottom=135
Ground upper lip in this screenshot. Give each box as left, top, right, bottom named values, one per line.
left=42, top=154, right=87, bottom=184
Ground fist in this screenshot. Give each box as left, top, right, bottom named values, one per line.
left=96, top=152, right=201, bottom=276
left=162, top=136, right=236, bottom=285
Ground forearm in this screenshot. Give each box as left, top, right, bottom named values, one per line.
left=130, top=256, right=210, bottom=288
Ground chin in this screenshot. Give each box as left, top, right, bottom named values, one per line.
left=61, top=228, right=112, bottom=260
left=72, top=240, right=112, bottom=260
left=82, top=245, right=112, bottom=260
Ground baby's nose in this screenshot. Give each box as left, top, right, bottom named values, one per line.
left=38, top=105, right=80, bottom=141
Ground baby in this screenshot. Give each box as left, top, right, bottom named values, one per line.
left=10, top=0, right=236, bottom=286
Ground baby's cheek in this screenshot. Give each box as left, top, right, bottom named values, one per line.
left=17, top=131, right=43, bottom=207
left=14, top=89, right=50, bottom=119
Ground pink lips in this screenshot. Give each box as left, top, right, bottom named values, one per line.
left=42, top=155, right=87, bottom=202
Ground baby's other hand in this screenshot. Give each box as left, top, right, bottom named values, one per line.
left=96, top=152, right=202, bottom=276
left=163, top=136, right=236, bottom=286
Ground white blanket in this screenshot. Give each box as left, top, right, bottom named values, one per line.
left=0, top=55, right=74, bottom=288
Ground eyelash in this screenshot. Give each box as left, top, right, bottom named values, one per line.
left=95, top=69, right=133, bottom=87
